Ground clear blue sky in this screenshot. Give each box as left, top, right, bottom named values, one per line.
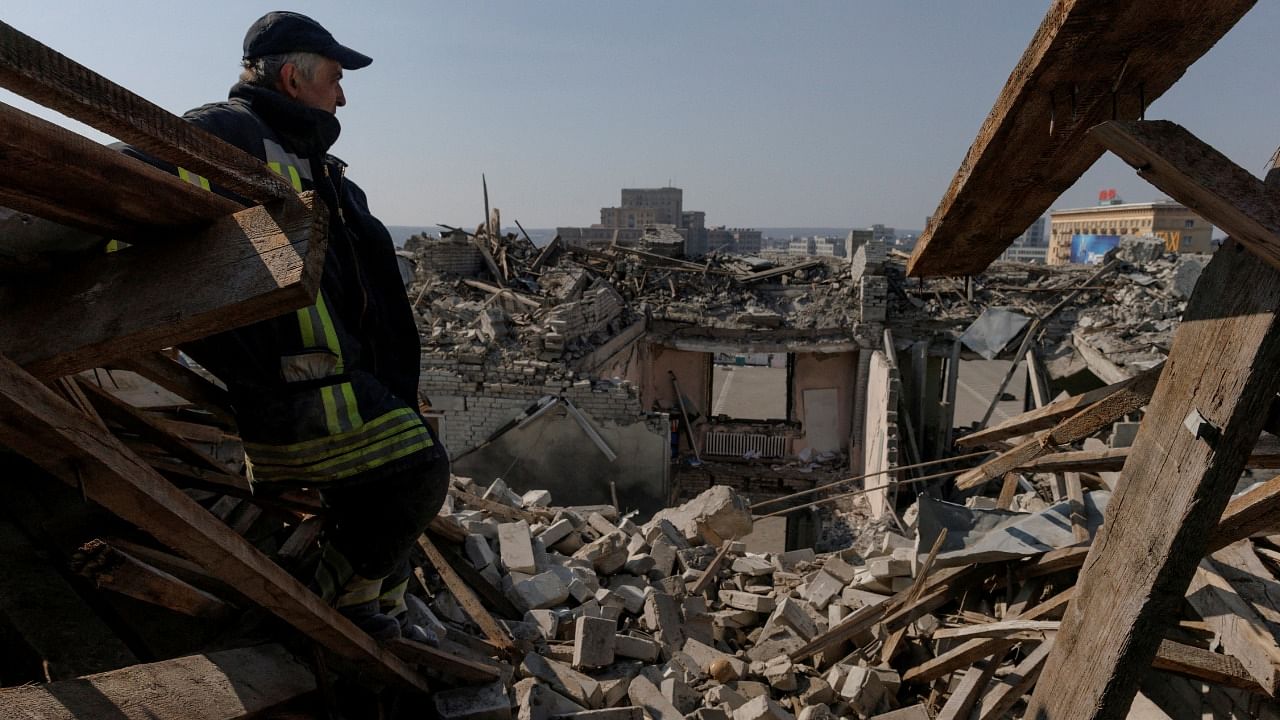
left=4, top=2, right=1277, bottom=231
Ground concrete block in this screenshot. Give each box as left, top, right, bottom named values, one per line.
left=466, top=533, right=497, bottom=569
left=513, top=571, right=570, bottom=610
left=520, top=653, right=602, bottom=709
left=683, top=637, right=747, bottom=680
left=500, top=520, right=539, bottom=574
left=799, top=677, right=834, bottom=705
left=774, top=548, right=816, bottom=572
left=768, top=597, right=819, bottom=640
left=573, top=615, right=616, bottom=669
left=513, top=678, right=584, bottom=720
left=867, top=556, right=911, bottom=580
left=646, top=486, right=752, bottom=545
left=802, top=571, right=843, bottom=610
left=719, top=590, right=776, bottom=613
left=649, top=538, right=676, bottom=578
left=819, top=556, right=858, bottom=584
left=838, top=666, right=887, bottom=716
left=574, top=531, right=629, bottom=575
left=661, top=675, right=701, bottom=714
left=733, top=695, right=795, bottom=720
left=434, top=679, right=511, bottom=720
left=525, top=609, right=560, bottom=641
left=538, top=518, right=575, bottom=547
left=706, top=684, right=747, bottom=710
left=627, top=675, right=682, bottom=720
left=612, top=583, right=647, bottom=614
left=868, top=704, right=928, bottom=719
left=643, top=590, right=685, bottom=650
left=523, top=489, right=553, bottom=507
left=731, top=554, right=775, bottom=577
left=614, top=633, right=661, bottom=662
left=796, top=706, right=832, bottom=720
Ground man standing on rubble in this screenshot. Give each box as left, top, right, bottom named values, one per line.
left=130, top=12, right=449, bottom=641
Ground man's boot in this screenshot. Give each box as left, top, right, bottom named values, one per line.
left=315, top=544, right=399, bottom=641
left=378, top=569, right=438, bottom=646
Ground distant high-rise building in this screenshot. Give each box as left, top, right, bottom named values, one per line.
left=998, top=216, right=1049, bottom=263
left=871, top=224, right=895, bottom=242
left=558, top=187, right=761, bottom=257
left=620, top=187, right=683, bottom=226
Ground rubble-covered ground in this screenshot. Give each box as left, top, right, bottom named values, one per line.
left=402, top=230, right=859, bottom=373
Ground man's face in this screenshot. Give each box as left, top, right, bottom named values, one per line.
left=283, top=57, right=346, bottom=114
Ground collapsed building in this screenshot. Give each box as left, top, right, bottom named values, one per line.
left=6, top=2, right=1280, bottom=720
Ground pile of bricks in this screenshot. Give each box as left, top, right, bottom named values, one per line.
left=428, top=482, right=937, bottom=720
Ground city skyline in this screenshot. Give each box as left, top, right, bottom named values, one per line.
left=3, top=2, right=1276, bottom=230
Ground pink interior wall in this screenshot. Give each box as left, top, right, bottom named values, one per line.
left=791, top=351, right=858, bottom=455
left=640, top=345, right=711, bottom=452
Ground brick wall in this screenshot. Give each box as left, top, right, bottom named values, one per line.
left=416, top=235, right=483, bottom=276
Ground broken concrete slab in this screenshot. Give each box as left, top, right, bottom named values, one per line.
left=646, top=486, right=753, bottom=545
left=500, top=520, right=539, bottom=574
left=573, top=615, right=616, bottom=669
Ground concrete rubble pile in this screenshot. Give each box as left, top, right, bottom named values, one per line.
left=401, top=230, right=859, bottom=373
left=884, top=236, right=1212, bottom=381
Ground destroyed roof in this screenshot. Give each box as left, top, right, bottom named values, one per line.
left=886, top=236, right=1209, bottom=382
left=404, top=231, right=866, bottom=374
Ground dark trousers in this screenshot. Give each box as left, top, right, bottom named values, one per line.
left=319, top=456, right=450, bottom=591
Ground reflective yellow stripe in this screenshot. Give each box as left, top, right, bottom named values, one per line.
left=335, top=574, right=384, bottom=608
left=313, top=295, right=345, bottom=372
left=248, top=425, right=433, bottom=483
left=321, top=386, right=342, bottom=434
left=245, top=407, right=420, bottom=461
left=105, top=239, right=121, bottom=253
left=176, top=167, right=211, bottom=190
left=266, top=160, right=304, bottom=192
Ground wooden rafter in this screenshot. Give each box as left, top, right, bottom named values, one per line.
left=0, top=352, right=433, bottom=692
left=907, top=0, right=1256, bottom=277
left=1027, top=240, right=1280, bottom=718
left=0, top=194, right=326, bottom=379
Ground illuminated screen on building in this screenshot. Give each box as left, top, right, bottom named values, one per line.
left=1070, top=234, right=1121, bottom=264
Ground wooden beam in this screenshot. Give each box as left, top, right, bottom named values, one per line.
left=1092, top=120, right=1280, bottom=273
left=1210, top=474, right=1280, bottom=551
left=906, top=0, right=1255, bottom=276
left=0, top=353, right=431, bottom=692
left=1184, top=543, right=1280, bottom=694
left=1020, top=444, right=1280, bottom=473
left=1152, top=639, right=1266, bottom=693
left=0, top=521, right=138, bottom=679
left=936, top=660, right=998, bottom=720
left=385, top=637, right=504, bottom=684
left=0, top=193, right=326, bottom=379
left=73, top=539, right=231, bottom=620
left=1027, top=240, right=1280, bottom=719
left=955, top=366, right=1160, bottom=489
left=417, top=534, right=517, bottom=657
left=108, top=351, right=235, bottom=426
left=0, top=21, right=294, bottom=204
left=975, top=638, right=1054, bottom=720
left=0, top=101, right=243, bottom=240
left=932, top=619, right=1060, bottom=641
left=76, top=376, right=227, bottom=474
left=0, top=643, right=316, bottom=719
left=956, top=364, right=1162, bottom=448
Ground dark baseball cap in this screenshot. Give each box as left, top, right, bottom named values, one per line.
left=243, top=11, right=372, bottom=69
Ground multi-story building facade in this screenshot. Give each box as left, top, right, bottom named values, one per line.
left=1047, top=201, right=1213, bottom=265
left=558, top=187, right=762, bottom=257
left=998, top=216, right=1049, bottom=264
left=620, top=188, right=683, bottom=226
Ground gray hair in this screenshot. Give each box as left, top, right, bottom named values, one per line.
left=239, top=51, right=325, bottom=89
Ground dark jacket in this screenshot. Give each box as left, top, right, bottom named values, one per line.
left=138, top=82, right=440, bottom=486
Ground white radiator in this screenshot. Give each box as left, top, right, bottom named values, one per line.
left=704, top=432, right=787, bottom=459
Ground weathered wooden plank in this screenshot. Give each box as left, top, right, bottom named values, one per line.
left=0, top=193, right=326, bottom=379
left=0, top=21, right=294, bottom=204
left=0, top=101, right=243, bottom=239
left=955, top=366, right=1160, bottom=489
left=108, top=351, right=235, bottom=426
left=0, top=353, right=431, bottom=692
left=0, top=521, right=138, bottom=679
left=1027, top=240, right=1280, bottom=719
left=904, top=589, right=1072, bottom=684
left=932, top=619, right=1060, bottom=640
left=956, top=365, right=1162, bottom=448
left=1021, top=444, right=1280, bottom=473
left=76, top=376, right=227, bottom=474
left=1185, top=549, right=1280, bottom=694
left=386, top=637, right=503, bottom=684
left=1210, top=474, right=1280, bottom=551
left=936, top=660, right=998, bottom=720
left=0, top=643, right=315, bottom=719
left=1092, top=120, right=1280, bottom=273
left=417, top=534, right=517, bottom=657
left=73, top=539, right=231, bottom=619
left=1152, top=639, right=1266, bottom=693
left=907, top=0, right=1255, bottom=276
left=976, top=638, right=1055, bottom=720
